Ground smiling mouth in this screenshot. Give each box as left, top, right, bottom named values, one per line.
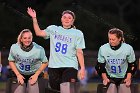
left=64, top=21, right=69, bottom=23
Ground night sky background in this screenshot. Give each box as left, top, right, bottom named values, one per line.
left=0, top=0, right=140, bottom=51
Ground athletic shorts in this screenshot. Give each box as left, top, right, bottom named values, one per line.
left=48, top=67, right=78, bottom=91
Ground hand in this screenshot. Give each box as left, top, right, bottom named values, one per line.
left=0, top=64, right=2, bottom=73
left=29, top=74, right=38, bottom=85
left=124, top=78, right=131, bottom=87
left=27, top=7, right=36, bottom=18
left=17, top=74, right=25, bottom=85
left=78, top=68, right=85, bottom=80
left=103, top=78, right=110, bottom=85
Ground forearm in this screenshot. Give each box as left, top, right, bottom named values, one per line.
left=9, top=61, right=20, bottom=76
left=126, top=73, right=132, bottom=79
left=34, top=62, right=48, bottom=76
left=32, top=17, right=42, bottom=36
left=76, top=49, right=85, bottom=69
left=102, top=73, right=108, bottom=80
left=127, top=62, right=137, bottom=75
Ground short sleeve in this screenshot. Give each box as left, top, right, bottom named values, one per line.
left=44, top=25, right=55, bottom=39
left=76, top=32, right=85, bottom=49
left=97, top=47, right=105, bottom=63
left=127, top=46, right=136, bottom=63
left=40, top=47, right=48, bottom=63
left=8, top=45, right=15, bottom=61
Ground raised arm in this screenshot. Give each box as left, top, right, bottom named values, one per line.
left=27, top=7, right=46, bottom=37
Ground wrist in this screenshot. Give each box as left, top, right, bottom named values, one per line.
left=16, top=73, right=20, bottom=77
left=80, top=67, right=85, bottom=70
left=32, top=18, right=38, bottom=24
left=102, top=73, right=108, bottom=80
left=126, top=73, right=132, bottom=79
left=34, top=73, right=39, bottom=77
left=32, top=17, right=36, bottom=19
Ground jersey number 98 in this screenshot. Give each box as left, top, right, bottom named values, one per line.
left=55, top=42, right=68, bottom=54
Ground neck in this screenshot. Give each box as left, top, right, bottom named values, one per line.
left=63, top=25, right=72, bottom=29
left=20, top=43, right=33, bottom=52
left=110, top=42, right=122, bottom=50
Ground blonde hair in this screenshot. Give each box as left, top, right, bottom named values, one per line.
left=17, top=29, right=33, bottom=44
left=108, top=28, right=125, bottom=42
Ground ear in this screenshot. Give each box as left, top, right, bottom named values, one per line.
left=71, top=19, right=75, bottom=25
left=20, top=38, right=23, bottom=43
left=118, top=37, right=121, bottom=42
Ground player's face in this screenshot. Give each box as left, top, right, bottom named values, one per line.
left=108, top=33, right=121, bottom=46
left=21, top=32, right=32, bottom=47
left=61, top=13, right=74, bottom=29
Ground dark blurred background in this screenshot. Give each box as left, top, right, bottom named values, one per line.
left=0, top=0, right=140, bottom=92
left=0, top=0, right=140, bottom=50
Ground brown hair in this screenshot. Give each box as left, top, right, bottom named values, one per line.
left=62, top=10, right=76, bottom=29
left=17, top=29, right=33, bottom=44
left=108, top=28, right=125, bottom=42
left=62, top=10, right=75, bottom=19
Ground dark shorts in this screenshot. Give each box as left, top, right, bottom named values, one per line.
left=6, top=70, right=46, bottom=93
left=8, top=70, right=43, bottom=84
left=48, top=67, right=78, bottom=91
left=108, top=78, right=125, bottom=86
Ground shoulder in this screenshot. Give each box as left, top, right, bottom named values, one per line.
left=9, top=43, right=20, bottom=53
left=122, top=43, right=133, bottom=49
left=47, top=25, right=58, bottom=29
left=100, top=43, right=109, bottom=49
left=45, top=25, right=61, bottom=33
left=71, top=28, right=84, bottom=36
left=74, top=29, right=83, bottom=33
left=33, top=42, right=44, bottom=50
left=10, top=43, right=19, bottom=49
left=99, top=43, right=110, bottom=53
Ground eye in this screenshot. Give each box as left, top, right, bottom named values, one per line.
left=68, top=16, right=72, bottom=19
left=63, top=16, right=66, bottom=19
left=23, top=37, right=27, bottom=39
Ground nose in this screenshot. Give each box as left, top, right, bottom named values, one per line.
left=109, top=40, right=114, bottom=44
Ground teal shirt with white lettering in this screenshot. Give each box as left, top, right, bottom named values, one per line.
left=8, top=42, right=48, bottom=75
left=98, top=43, right=135, bottom=78
left=44, top=25, right=85, bottom=70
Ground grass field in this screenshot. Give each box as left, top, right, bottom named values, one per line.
left=0, top=82, right=6, bottom=90
left=0, top=82, right=98, bottom=93
left=0, top=82, right=139, bottom=93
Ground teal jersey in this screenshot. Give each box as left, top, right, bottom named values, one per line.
left=8, top=42, right=48, bottom=75
left=98, top=43, right=135, bottom=78
left=44, top=25, right=85, bottom=70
